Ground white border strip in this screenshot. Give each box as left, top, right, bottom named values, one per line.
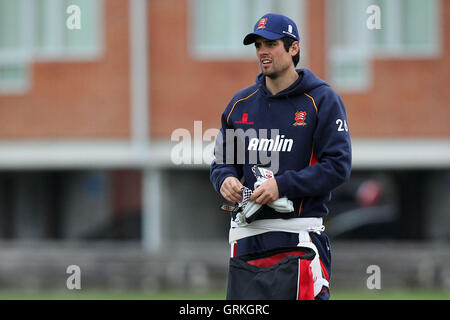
left=351, top=138, right=450, bottom=169
left=0, top=138, right=449, bottom=170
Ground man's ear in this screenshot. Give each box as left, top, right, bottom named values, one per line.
left=290, top=41, right=300, bottom=56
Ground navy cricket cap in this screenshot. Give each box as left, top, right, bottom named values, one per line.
left=243, top=13, right=299, bottom=45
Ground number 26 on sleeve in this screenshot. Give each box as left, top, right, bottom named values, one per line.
left=336, top=119, right=349, bottom=132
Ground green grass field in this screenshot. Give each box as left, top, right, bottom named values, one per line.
left=0, top=289, right=449, bottom=300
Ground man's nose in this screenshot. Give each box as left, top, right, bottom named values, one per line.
left=257, top=45, right=269, bottom=56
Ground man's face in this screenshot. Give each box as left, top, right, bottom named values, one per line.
left=254, top=37, right=297, bottom=79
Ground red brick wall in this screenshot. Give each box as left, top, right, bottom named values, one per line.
left=149, top=0, right=450, bottom=138
left=343, top=0, right=450, bottom=137
left=148, top=0, right=258, bottom=138
left=0, top=0, right=131, bottom=139
left=0, top=0, right=447, bottom=140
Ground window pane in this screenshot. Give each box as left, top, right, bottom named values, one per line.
left=34, top=0, right=102, bottom=58
left=0, top=64, right=28, bottom=92
left=194, top=0, right=231, bottom=48
left=0, top=0, right=21, bottom=49
left=327, top=0, right=371, bottom=91
left=329, top=0, right=347, bottom=47
left=335, top=62, right=365, bottom=81
left=63, top=0, right=100, bottom=51
left=329, top=0, right=370, bottom=48
left=371, top=0, right=389, bottom=46
left=192, top=0, right=302, bottom=59
left=331, top=59, right=369, bottom=90
left=34, top=0, right=47, bottom=49
left=402, top=0, right=436, bottom=47
left=371, top=0, right=438, bottom=53
left=246, top=0, right=272, bottom=29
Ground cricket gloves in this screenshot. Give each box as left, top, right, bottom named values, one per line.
left=231, top=166, right=294, bottom=227
left=233, top=186, right=262, bottom=227
left=252, top=166, right=294, bottom=213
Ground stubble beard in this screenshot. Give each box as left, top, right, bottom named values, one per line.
left=260, top=62, right=289, bottom=80
left=260, top=62, right=278, bottom=79
left=263, top=69, right=278, bottom=79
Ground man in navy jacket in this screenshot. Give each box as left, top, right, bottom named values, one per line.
left=210, top=13, right=352, bottom=300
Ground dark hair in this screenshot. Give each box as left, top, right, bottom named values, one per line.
left=282, top=37, right=300, bottom=67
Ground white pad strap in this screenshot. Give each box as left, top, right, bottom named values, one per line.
left=298, top=231, right=329, bottom=297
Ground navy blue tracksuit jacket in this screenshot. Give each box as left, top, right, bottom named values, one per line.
left=210, top=68, right=352, bottom=220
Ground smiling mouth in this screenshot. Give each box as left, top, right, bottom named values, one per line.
left=261, top=59, right=272, bottom=66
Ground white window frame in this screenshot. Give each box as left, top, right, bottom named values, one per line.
left=326, top=0, right=372, bottom=91
left=0, top=0, right=34, bottom=94
left=0, top=0, right=104, bottom=94
left=326, top=0, right=441, bottom=92
left=370, top=0, right=441, bottom=59
left=0, top=63, right=32, bottom=95
left=33, top=0, right=104, bottom=62
left=189, top=0, right=307, bottom=64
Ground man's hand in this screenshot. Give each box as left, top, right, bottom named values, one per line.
left=250, top=178, right=279, bottom=204
left=220, top=177, right=243, bottom=203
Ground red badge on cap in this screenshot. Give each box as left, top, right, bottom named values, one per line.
left=257, top=18, right=267, bottom=30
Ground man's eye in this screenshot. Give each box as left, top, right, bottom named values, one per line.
left=255, top=43, right=261, bottom=49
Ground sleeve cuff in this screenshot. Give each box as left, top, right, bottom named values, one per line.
left=275, top=174, right=288, bottom=198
